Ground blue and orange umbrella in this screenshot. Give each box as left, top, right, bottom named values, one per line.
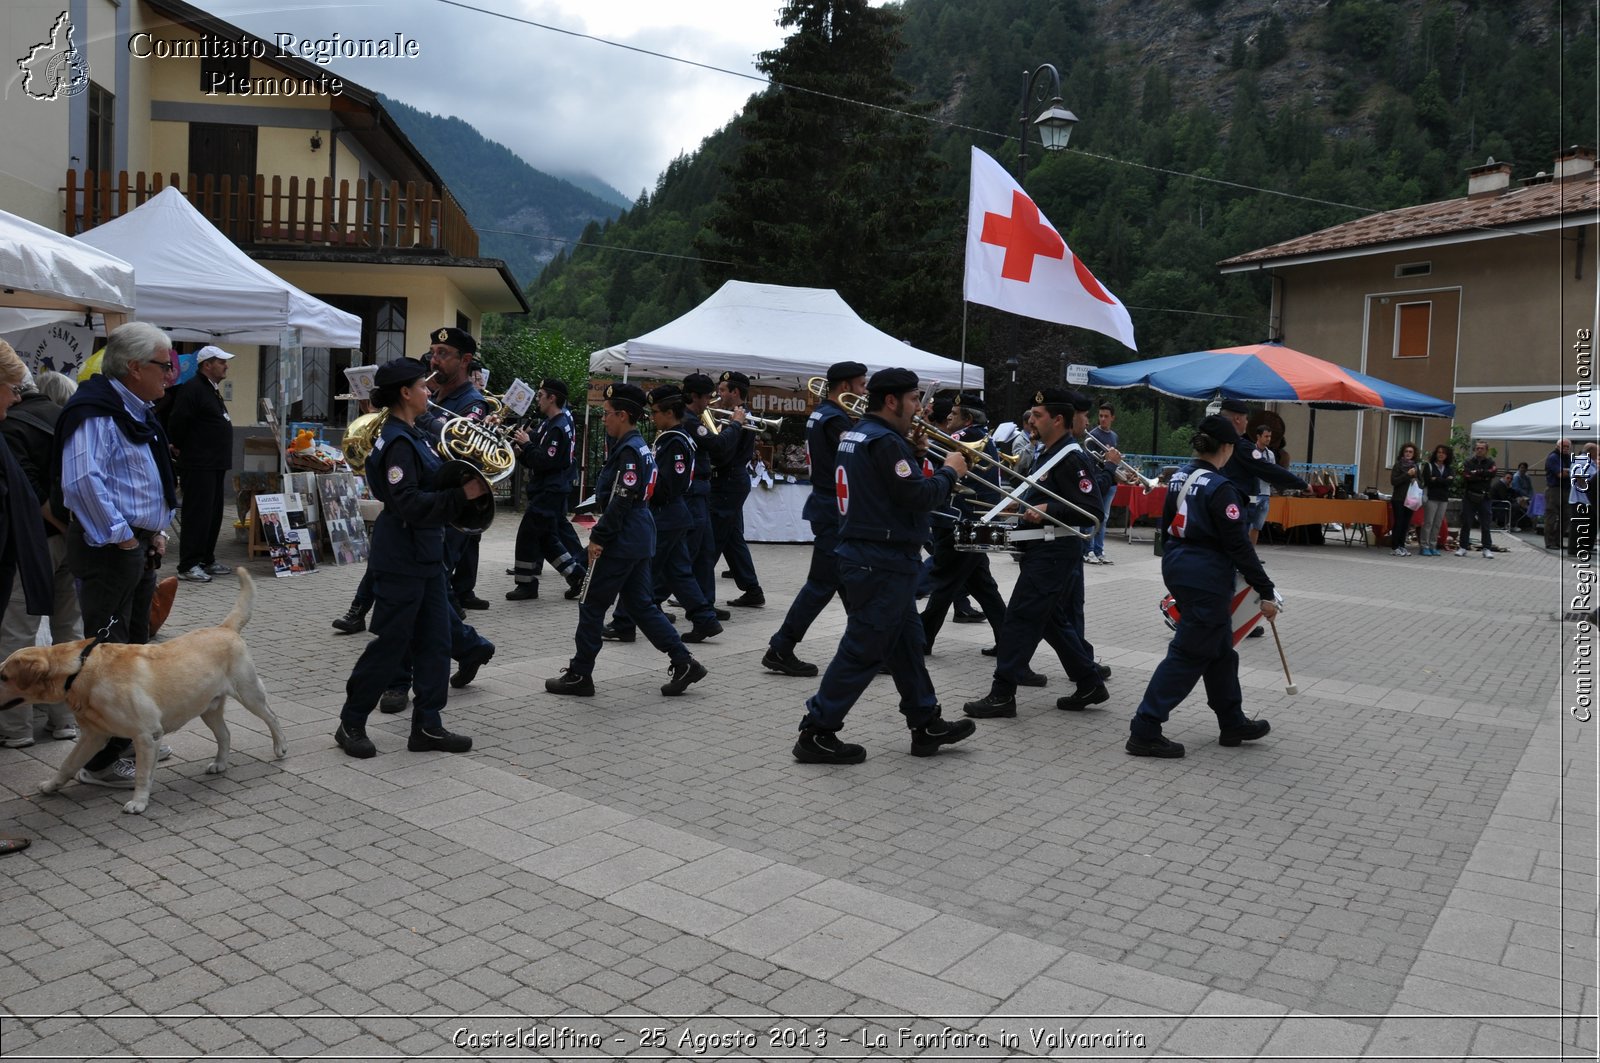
left=1088, top=342, right=1454, bottom=417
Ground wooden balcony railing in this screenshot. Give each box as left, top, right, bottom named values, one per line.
left=63, top=170, right=479, bottom=259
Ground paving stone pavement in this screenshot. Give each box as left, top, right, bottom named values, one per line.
left=0, top=517, right=1593, bottom=1061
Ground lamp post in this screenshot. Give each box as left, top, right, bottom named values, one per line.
left=1004, top=353, right=1020, bottom=427
left=1016, top=63, right=1078, bottom=181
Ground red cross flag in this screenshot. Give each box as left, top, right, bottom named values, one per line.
left=963, top=146, right=1137, bottom=351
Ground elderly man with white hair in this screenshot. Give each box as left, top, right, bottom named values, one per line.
left=55, top=321, right=179, bottom=788
left=166, top=344, right=236, bottom=582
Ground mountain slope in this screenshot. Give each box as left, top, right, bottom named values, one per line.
left=379, top=95, right=627, bottom=288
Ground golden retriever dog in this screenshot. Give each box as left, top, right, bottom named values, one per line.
left=0, top=570, right=287, bottom=814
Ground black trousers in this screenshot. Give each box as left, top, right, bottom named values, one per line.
left=921, top=525, right=1007, bottom=650
left=177, top=466, right=227, bottom=572
left=67, top=524, right=158, bottom=771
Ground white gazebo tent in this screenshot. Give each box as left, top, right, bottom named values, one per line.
left=0, top=208, right=135, bottom=334
left=590, top=281, right=986, bottom=391
left=74, top=187, right=360, bottom=346
left=1471, top=394, right=1597, bottom=442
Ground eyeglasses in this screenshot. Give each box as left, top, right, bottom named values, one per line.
left=148, top=360, right=174, bottom=372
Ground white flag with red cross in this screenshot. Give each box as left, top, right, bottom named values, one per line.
left=963, top=146, right=1137, bottom=351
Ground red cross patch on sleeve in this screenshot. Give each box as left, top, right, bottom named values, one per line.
left=1079, top=477, right=1093, bottom=494
left=1225, top=503, right=1241, bottom=520
left=622, top=471, right=638, bottom=487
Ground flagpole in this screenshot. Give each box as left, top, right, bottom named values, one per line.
left=959, top=302, right=968, bottom=396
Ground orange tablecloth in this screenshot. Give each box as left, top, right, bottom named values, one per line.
left=1267, top=496, right=1392, bottom=536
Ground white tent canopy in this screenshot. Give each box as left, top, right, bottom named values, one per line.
left=590, top=281, right=985, bottom=391
left=74, top=187, right=361, bottom=347
left=1470, top=394, right=1597, bottom=442
left=0, top=208, right=135, bottom=334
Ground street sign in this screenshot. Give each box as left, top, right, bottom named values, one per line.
left=1065, top=363, right=1091, bottom=386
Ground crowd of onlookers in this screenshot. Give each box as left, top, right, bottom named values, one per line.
left=1388, top=437, right=1595, bottom=558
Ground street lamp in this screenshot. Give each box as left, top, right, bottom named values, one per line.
left=1017, top=63, right=1078, bottom=180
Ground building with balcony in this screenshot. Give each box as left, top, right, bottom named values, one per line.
left=3, top=0, right=526, bottom=432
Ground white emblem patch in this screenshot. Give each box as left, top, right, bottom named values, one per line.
left=1225, top=503, right=1241, bottom=520
left=622, top=471, right=638, bottom=487
left=1079, top=477, right=1092, bottom=493
left=674, top=461, right=686, bottom=474
left=387, top=466, right=404, bottom=485
left=894, top=459, right=914, bottom=478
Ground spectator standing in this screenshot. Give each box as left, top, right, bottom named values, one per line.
left=1457, top=440, right=1498, bottom=558
left=165, top=345, right=235, bottom=582
left=1083, top=401, right=1118, bottom=564
left=1388, top=442, right=1420, bottom=556
left=1545, top=439, right=1572, bottom=549
left=1417, top=444, right=1454, bottom=556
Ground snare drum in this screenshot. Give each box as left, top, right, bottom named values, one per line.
left=954, top=520, right=1016, bottom=553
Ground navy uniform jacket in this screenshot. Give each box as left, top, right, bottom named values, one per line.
left=521, top=406, right=580, bottom=503
left=803, top=399, right=852, bottom=523
left=709, top=417, right=754, bottom=497
left=591, top=429, right=657, bottom=560
left=1221, top=443, right=1305, bottom=497
left=688, top=419, right=714, bottom=498
left=836, top=415, right=958, bottom=572
left=650, top=425, right=696, bottom=533
left=366, top=416, right=470, bottom=575
left=1161, top=462, right=1275, bottom=598
left=1017, top=435, right=1102, bottom=551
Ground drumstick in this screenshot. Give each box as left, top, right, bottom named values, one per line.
left=1267, top=617, right=1297, bottom=695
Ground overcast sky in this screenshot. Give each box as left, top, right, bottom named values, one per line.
left=199, top=1, right=798, bottom=197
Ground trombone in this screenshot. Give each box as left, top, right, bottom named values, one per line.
left=804, top=376, right=868, bottom=417
left=1082, top=434, right=1159, bottom=494
left=912, top=414, right=1099, bottom=539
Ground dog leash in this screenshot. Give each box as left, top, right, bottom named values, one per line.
left=63, top=618, right=119, bottom=693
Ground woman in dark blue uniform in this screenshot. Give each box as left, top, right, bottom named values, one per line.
left=1126, top=415, right=1280, bottom=759
left=335, top=358, right=488, bottom=759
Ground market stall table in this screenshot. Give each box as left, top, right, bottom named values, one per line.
left=745, top=482, right=812, bottom=543
left=1268, top=495, right=1392, bottom=544
left=1115, top=483, right=1167, bottom=542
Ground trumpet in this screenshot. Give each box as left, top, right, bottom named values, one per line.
left=805, top=376, right=868, bottom=417
left=912, top=415, right=1098, bottom=539
left=1082, top=434, right=1158, bottom=494
left=700, top=397, right=784, bottom=435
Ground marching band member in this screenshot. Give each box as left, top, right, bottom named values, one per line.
left=1215, top=399, right=1305, bottom=638
left=424, top=327, right=492, bottom=612
left=793, top=368, right=975, bottom=765
left=506, top=378, right=586, bottom=601
left=709, top=371, right=766, bottom=608
left=1126, top=415, right=1278, bottom=758
left=336, top=358, right=484, bottom=759
left=545, top=383, right=708, bottom=698
left=962, top=389, right=1109, bottom=720
left=763, top=360, right=867, bottom=678
left=603, top=385, right=723, bottom=643
left=680, top=374, right=728, bottom=620
left=919, top=395, right=1010, bottom=654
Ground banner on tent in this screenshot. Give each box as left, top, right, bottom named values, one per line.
left=3, top=322, right=92, bottom=378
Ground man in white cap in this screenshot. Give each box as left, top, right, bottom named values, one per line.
left=166, top=345, right=235, bottom=582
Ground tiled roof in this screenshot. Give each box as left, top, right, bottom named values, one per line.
left=1219, top=172, right=1599, bottom=268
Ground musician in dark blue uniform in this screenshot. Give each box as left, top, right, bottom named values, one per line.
left=920, top=394, right=1010, bottom=654
left=1127, top=415, right=1279, bottom=758
left=764, top=360, right=867, bottom=678
left=545, top=383, right=709, bottom=698
left=422, top=326, right=492, bottom=613
left=963, top=389, right=1110, bottom=720
left=335, top=358, right=485, bottom=759
left=680, top=374, right=727, bottom=619
left=507, top=378, right=586, bottom=601
left=794, top=368, right=977, bottom=765
left=604, top=384, right=722, bottom=643
left=709, top=371, right=766, bottom=608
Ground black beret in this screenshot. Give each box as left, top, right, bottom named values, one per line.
left=1033, top=387, right=1091, bottom=412
left=647, top=383, right=683, bottom=406
left=538, top=377, right=569, bottom=402
left=954, top=392, right=985, bottom=413
left=1218, top=398, right=1250, bottom=415
left=603, top=382, right=647, bottom=413
left=718, top=370, right=751, bottom=392
left=429, top=326, right=477, bottom=355
left=373, top=357, right=428, bottom=390
left=826, top=360, right=869, bottom=383
left=1197, top=413, right=1244, bottom=446
left=867, top=367, right=920, bottom=396
left=930, top=397, right=956, bottom=422
left=682, top=373, right=715, bottom=395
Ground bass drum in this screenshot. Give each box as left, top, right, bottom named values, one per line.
left=435, top=459, right=496, bottom=533
left=954, top=519, right=1015, bottom=553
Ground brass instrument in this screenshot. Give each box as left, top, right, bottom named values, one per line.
left=420, top=373, right=517, bottom=484
left=706, top=407, right=784, bottom=434
left=340, top=409, right=389, bottom=470
left=1082, top=434, right=1158, bottom=494
left=804, top=376, right=868, bottom=417
left=911, top=413, right=1098, bottom=541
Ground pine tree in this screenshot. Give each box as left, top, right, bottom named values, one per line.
left=697, top=0, right=957, bottom=349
